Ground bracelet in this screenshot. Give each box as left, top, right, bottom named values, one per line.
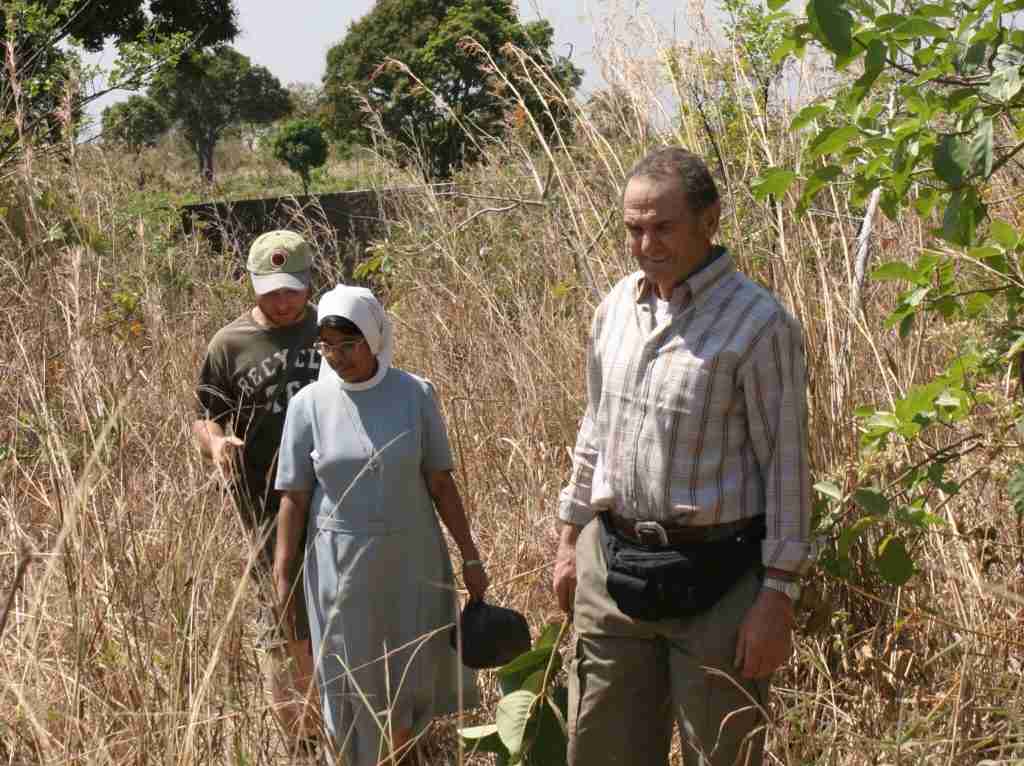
left=462, top=559, right=484, bottom=570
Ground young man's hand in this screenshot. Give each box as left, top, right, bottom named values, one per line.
left=211, top=434, right=244, bottom=478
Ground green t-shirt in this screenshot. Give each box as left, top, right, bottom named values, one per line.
left=196, top=308, right=320, bottom=533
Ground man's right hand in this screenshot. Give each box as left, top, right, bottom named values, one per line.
left=553, top=523, right=581, bottom=613
left=211, top=434, right=244, bottom=478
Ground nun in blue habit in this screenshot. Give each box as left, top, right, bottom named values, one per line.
left=273, top=285, right=486, bottom=765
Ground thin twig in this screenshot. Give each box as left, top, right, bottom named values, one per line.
left=0, top=545, right=33, bottom=642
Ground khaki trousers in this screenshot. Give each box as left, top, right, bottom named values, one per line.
left=568, top=518, right=769, bottom=766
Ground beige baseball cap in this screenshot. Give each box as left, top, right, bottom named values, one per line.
left=247, top=230, right=313, bottom=295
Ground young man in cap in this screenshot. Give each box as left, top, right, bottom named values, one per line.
left=193, top=230, right=321, bottom=750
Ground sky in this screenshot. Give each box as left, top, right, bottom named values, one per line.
left=228, top=0, right=705, bottom=92
left=87, top=0, right=721, bottom=116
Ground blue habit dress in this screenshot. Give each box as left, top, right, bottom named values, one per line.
left=276, top=368, right=478, bottom=765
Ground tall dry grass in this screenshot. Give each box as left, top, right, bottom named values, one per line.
left=3, top=5, right=1024, bottom=765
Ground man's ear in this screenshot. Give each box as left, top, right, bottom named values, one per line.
left=702, top=199, right=722, bottom=241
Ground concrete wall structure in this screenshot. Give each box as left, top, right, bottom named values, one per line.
left=179, top=188, right=434, bottom=278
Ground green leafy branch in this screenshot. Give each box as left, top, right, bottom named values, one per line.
left=460, top=618, right=571, bottom=766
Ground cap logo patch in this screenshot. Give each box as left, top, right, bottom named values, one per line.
left=270, top=250, right=287, bottom=268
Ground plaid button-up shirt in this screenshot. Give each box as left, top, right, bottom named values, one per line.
left=558, top=250, right=811, bottom=574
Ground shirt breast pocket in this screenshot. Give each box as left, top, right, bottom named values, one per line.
left=656, top=352, right=739, bottom=427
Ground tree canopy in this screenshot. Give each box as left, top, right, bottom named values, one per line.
left=149, top=46, right=291, bottom=182
left=323, top=0, right=582, bottom=179
left=1, top=0, right=237, bottom=53
left=0, top=0, right=238, bottom=165
left=101, top=95, right=170, bottom=154
left=272, top=119, right=329, bottom=195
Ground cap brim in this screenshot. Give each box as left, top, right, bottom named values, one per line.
left=251, top=271, right=311, bottom=295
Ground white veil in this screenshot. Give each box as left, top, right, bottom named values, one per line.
left=316, top=285, right=394, bottom=391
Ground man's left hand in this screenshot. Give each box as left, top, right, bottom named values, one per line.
left=734, top=588, right=795, bottom=679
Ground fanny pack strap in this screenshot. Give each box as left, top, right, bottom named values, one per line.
left=599, top=512, right=766, bottom=550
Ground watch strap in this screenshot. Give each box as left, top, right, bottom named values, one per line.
left=763, top=577, right=801, bottom=601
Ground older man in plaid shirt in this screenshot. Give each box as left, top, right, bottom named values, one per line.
left=553, top=147, right=811, bottom=766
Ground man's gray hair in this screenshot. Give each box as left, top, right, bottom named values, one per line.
left=625, top=147, right=719, bottom=213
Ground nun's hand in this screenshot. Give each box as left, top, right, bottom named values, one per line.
left=463, top=561, right=489, bottom=602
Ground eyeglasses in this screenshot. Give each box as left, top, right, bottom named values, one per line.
left=315, top=339, right=364, bottom=355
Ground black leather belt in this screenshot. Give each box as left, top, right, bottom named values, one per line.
left=606, top=513, right=764, bottom=546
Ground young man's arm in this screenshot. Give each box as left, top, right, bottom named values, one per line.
left=193, top=340, right=243, bottom=477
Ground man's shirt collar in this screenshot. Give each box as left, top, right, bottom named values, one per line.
left=634, top=245, right=733, bottom=308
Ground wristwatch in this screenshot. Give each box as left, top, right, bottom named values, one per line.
left=762, top=577, right=801, bottom=601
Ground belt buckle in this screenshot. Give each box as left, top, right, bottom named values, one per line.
left=634, top=520, right=669, bottom=546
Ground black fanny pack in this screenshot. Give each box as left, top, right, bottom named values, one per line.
left=598, top=513, right=765, bottom=621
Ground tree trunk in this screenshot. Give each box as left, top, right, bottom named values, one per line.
left=195, top=136, right=215, bottom=184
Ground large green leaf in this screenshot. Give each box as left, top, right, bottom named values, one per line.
left=989, top=219, right=1021, bottom=250
left=813, top=481, right=843, bottom=502
left=914, top=188, right=941, bottom=217
left=895, top=379, right=942, bottom=428
left=534, top=622, right=563, bottom=651
left=912, top=3, right=953, bottom=18
left=1004, top=333, right=1024, bottom=361
left=498, top=645, right=561, bottom=695
left=984, top=65, right=1023, bottom=102
left=942, top=188, right=984, bottom=246
left=497, top=646, right=557, bottom=679
left=864, top=411, right=900, bottom=432
left=874, top=13, right=905, bottom=31
left=523, top=696, right=569, bottom=766
left=838, top=516, right=879, bottom=560
left=798, top=165, right=842, bottom=213
left=910, top=65, right=952, bottom=87
left=519, top=669, right=548, bottom=694
left=871, top=261, right=920, bottom=283
left=751, top=169, right=797, bottom=200
left=933, top=135, right=970, bottom=187
left=808, top=126, right=859, bottom=159
left=851, top=39, right=886, bottom=103
left=791, top=103, right=830, bottom=132
left=496, top=690, right=537, bottom=760
left=964, top=292, right=993, bottom=317
left=853, top=487, right=890, bottom=515
left=959, top=40, right=988, bottom=73
left=810, top=0, right=854, bottom=57
left=934, top=389, right=962, bottom=410
left=892, top=17, right=950, bottom=39
left=969, top=118, right=994, bottom=179
left=460, top=723, right=511, bottom=760
left=875, top=536, right=914, bottom=585
left=1008, top=465, right=1024, bottom=521
left=462, top=724, right=500, bottom=738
